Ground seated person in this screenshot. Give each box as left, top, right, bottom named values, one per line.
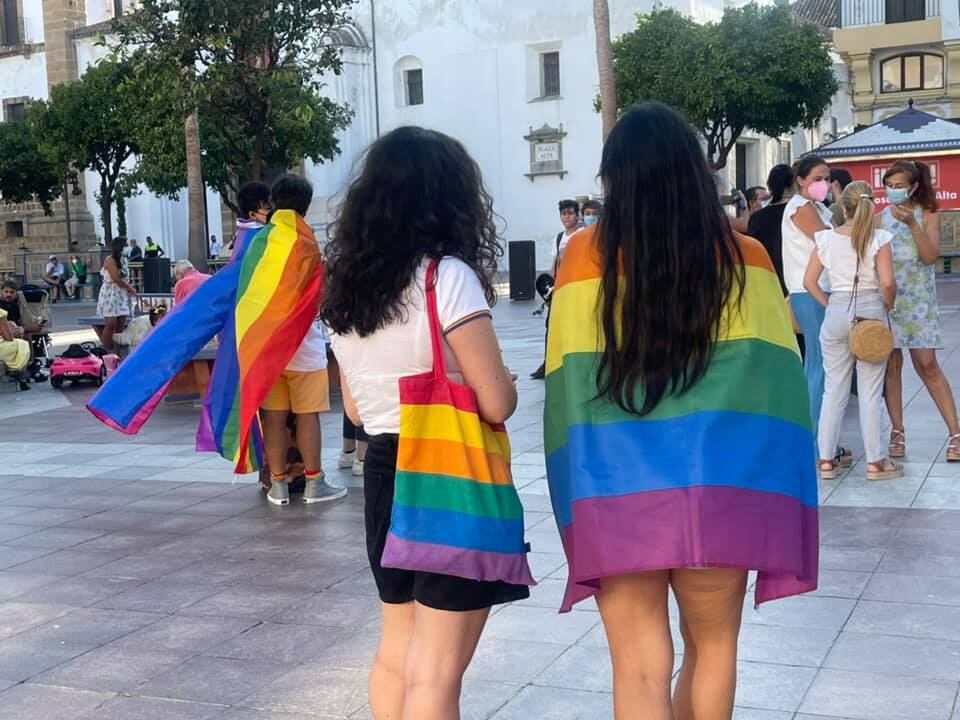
left=43, top=255, right=66, bottom=302
left=0, top=280, right=43, bottom=339
left=173, top=260, right=213, bottom=305
left=0, top=305, right=32, bottom=391
left=65, top=255, right=88, bottom=300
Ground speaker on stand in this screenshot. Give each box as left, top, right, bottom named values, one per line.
left=508, top=240, right=536, bottom=301
left=142, top=257, right=172, bottom=294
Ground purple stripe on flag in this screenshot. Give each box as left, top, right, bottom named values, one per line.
left=556, top=485, right=818, bottom=612
left=381, top=534, right=536, bottom=587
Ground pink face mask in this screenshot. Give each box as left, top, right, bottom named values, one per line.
left=807, top=180, right=830, bottom=203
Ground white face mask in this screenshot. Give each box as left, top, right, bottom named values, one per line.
left=760, top=199, right=771, bottom=209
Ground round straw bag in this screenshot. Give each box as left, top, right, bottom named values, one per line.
left=849, top=318, right=893, bottom=363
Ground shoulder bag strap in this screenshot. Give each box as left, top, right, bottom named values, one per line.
left=424, top=257, right=447, bottom=381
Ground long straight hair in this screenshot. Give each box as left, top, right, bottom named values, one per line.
left=595, top=103, right=744, bottom=416
left=840, top=181, right=876, bottom=259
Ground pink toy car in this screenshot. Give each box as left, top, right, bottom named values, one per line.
left=50, top=343, right=119, bottom=389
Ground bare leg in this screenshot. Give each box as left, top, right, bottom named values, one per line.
left=911, top=349, right=960, bottom=436
left=294, top=411, right=322, bottom=471
left=370, top=601, right=415, bottom=720
left=885, top=349, right=905, bottom=438
left=261, top=409, right=291, bottom=480
left=101, top=317, right=118, bottom=351
left=402, top=603, right=490, bottom=720
left=596, top=571, right=674, bottom=720
left=671, top=568, right=747, bottom=720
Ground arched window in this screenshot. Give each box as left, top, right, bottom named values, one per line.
left=394, top=56, right=424, bottom=107
left=880, top=53, right=944, bottom=93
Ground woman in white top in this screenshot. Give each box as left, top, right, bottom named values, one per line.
left=782, top=155, right=853, bottom=468
left=803, top=181, right=902, bottom=481
left=323, top=127, right=526, bottom=720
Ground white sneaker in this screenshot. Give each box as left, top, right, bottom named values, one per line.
left=337, top=450, right=356, bottom=470
left=352, top=459, right=364, bottom=477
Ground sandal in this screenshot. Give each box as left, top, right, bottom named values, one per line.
left=947, top=434, right=960, bottom=463
left=867, top=458, right=904, bottom=481
left=819, top=459, right=840, bottom=480
left=889, top=429, right=906, bottom=459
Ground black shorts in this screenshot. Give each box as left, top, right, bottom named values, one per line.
left=364, top=434, right=530, bottom=612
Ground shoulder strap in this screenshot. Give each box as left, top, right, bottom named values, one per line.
left=424, top=258, right=447, bottom=380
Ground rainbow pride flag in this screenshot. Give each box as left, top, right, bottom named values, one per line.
left=545, top=226, right=818, bottom=612
left=88, top=210, right=322, bottom=474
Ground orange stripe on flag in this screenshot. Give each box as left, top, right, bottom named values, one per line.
left=397, top=437, right=513, bottom=485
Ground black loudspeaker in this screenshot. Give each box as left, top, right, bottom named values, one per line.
left=509, top=240, right=536, bottom=301
left=142, top=257, right=172, bottom=293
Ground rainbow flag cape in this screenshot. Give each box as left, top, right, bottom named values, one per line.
left=88, top=210, right=322, bottom=474
left=545, top=227, right=818, bottom=612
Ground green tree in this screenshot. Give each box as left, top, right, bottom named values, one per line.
left=0, top=120, right=62, bottom=214
left=611, top=4, right=838, bottom=170
left=29, top=59, right=180, bottom=242
left=110, top=0, right=354, bottom=265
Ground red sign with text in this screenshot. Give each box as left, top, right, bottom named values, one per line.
left=836, top=156, right=960, bottom=210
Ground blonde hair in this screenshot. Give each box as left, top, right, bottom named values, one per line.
left=841, top=180, right=876, bottom=260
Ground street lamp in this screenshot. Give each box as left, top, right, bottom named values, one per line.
left=64, top=169, right=82, bottom=253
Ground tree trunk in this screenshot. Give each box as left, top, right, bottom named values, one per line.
left=593, top=0, right=617, bottom=141
left=99, top=184, right=114, bottom=245
left=185, top=111, right=207, bottom=271
left=115, top=192, right=127, bottom=238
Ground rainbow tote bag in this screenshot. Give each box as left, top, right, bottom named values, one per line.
left=379, top=258, right=535, bottom=587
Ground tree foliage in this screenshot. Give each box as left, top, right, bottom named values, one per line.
left=111, top=0, right=354, bottom=213
left=0, top=120, right=62, bottom=214
left=29, top=59, right=180, bottom=241
left=611, top=4, right=838, bottom=170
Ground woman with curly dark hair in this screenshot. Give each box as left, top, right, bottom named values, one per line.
left=324, top=126, right=527, bottom=720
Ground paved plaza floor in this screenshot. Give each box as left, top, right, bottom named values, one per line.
left=3, top=284, right=960, bottom=719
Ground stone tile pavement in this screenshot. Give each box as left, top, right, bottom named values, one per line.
left=1, top=285, right=960, bottom=719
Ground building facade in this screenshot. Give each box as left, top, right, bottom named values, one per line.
left=1, top=0, right=845, bottom=274
left=834, top=0, right=960, bottom=124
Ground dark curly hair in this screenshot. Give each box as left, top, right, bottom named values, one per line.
left=322, top=126, right=502, bottom=337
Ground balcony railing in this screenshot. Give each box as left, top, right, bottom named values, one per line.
left=841, top=0, right=940, bottom=27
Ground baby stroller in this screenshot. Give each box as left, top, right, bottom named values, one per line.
left=18, top=285, right=53, bottom=369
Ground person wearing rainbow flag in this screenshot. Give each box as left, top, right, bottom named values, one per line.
left=545, top=103, right=818, bottom=719
left=260, top=175, right=346, bottom=507
left=87, top=177, right=329, bottom=490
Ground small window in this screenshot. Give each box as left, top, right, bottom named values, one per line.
left=1, top=0, right=19, bottom=46
left=779, top=140, right=792, bottom=165
left=5, top=221, right=23, bottom=238
left=405, top=69, right=423, bottom=106
left=5, top=101, right=25, bottom=122
left=541, top=51, right=561, bottom=98
left=880, top=53, right=944, bottom=93
left=886, top=0, right=925, bottom=23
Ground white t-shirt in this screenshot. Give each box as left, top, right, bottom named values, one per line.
left=330, top=257, right=492, bottom=436
left=814, top=228, right=892, bottom=293
left=286, top=318, right=328, bottom=373
left=46, top=262, right=65, bottom=278
left=782, top=194, right=833, bottom=294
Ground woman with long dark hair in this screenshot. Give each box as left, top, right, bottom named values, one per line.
left=782, top=155, right=853, bottom=468
left=880, top=159, right=960, bottom=461
left=96, top=237, right=137, bottom=351
left=323, top=126, right=529, bottom=720
left=545, top=103, right=818, bottom=719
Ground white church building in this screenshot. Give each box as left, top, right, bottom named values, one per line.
left=0, top=0, right=853, bottom=271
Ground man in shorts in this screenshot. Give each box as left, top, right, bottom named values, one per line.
left=260, top=175, right=347, bottom=507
